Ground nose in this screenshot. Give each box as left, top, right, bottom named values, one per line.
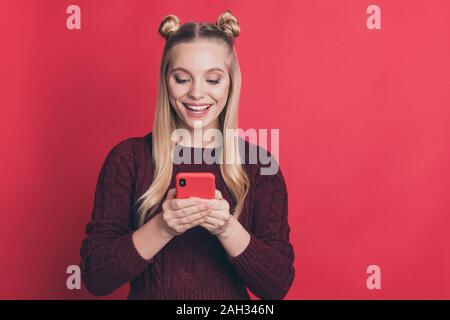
left=187, top=81, right=205, bottom=100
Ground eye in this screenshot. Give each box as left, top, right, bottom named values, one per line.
left=207, top=80, right=220, bottom=85
left=175, top=78, right=189, bottom=84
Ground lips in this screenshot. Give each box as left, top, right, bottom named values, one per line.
left=182, top=102, right=212, bottom=118
left=182, top=102, right=212, bottom=111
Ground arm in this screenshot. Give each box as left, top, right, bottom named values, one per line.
left=219, top=166, right=296, bottom=300
left=132, top=213, right=174, bottom=260
left=80, top=140, right=170, bottom=296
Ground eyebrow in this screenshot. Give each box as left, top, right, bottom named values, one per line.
left=170, top=67, right=225, bottom=75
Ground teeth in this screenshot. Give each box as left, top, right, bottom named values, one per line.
left=184, top=103, right=211, bottom=111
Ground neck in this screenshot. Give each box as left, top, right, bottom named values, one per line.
left=175, top=118, right=223, bottom=148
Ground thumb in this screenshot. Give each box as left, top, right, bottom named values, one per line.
left=166, top=188, right=177, bottom=199
left=215, top=189, right=223, bottom=200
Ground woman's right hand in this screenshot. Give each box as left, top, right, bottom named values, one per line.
left=159, top=188, right=212, bottom=236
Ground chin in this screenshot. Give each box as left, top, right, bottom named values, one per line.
left=186, top=117, right=211, bottom=129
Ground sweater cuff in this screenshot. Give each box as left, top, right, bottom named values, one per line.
left=225, top=231, right=263, bottom=274
left=118, top=231, right=155, bottom=274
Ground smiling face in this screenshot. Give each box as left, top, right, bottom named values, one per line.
left=167, top=40, right=231, bottom=135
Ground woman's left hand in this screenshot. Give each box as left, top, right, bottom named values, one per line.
left=199, top=189, right=233, bottom=236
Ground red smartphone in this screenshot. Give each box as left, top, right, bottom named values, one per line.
left=175, top=172, right=216, bottom=199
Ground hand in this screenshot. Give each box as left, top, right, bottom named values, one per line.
left=199, top=189, right=232, bottom=236
left=160, top=188, right=212, bottom=236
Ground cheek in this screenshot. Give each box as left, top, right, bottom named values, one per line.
left=168, top=84, right=187, bottom=99
left=212, top=83, right=230, bottom=103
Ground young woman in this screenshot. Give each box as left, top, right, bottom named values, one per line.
left=80, top=10, right=295, bottom=300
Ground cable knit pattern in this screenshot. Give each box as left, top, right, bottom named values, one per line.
left=80, top=132, right=295, bottom=300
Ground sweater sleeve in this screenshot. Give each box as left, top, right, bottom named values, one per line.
left=225, top=160, right=296, bottom=300
left=80, top=139, right=153, bottom=296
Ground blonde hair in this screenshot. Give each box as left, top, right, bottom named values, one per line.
left=136, top=9, right=249, bottom=227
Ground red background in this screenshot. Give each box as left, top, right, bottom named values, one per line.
left=1, top=0, right=449, bottom=299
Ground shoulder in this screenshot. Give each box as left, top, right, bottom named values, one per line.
left=241, top=139, right=286, bottom=192
left=101, top=132, right=152, bottom=170
left=107, top=132, right=151, bottom=156
left=241, top=138, right=282, bottom=176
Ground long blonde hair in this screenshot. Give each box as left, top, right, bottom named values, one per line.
left=136, top=10, right=249, bottom=227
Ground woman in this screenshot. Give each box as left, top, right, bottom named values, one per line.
left=80, top=10, right=295, bottom=300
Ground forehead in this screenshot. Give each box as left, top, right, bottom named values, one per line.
left=170, top=40, right=228, bottom=73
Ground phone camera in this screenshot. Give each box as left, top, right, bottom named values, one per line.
left=179, top=178, right=186, bottom=187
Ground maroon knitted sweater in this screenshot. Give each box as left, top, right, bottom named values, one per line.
left=80, top=132, right=295, bottom=300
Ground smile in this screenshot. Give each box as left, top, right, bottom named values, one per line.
left=182, top=103, right=212, bottom=111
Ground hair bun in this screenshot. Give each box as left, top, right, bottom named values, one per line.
left=217, top=9, right=240, bottom=39
left=159, top=14, right=180, bottom=40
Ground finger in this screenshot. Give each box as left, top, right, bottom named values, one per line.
left=172, top=202, right=211, bottom=218
left=199, top=199, right=221, bottom=210
left=177, top=207, right=212, bottom=224
left=205, top=198, right=229, bottom=211
left=203, top=209, right=229, bottom=219
left=200, top=221, right=223, bottom=232
left=202, top=209, right=219, bottom=219
left=199, top=221, right=213, bottom=231
left=169, top=197, right=202, bottom=210
left=182, top=212, right=212, bottom=227
left=201, top=215, right=227, bottom=227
